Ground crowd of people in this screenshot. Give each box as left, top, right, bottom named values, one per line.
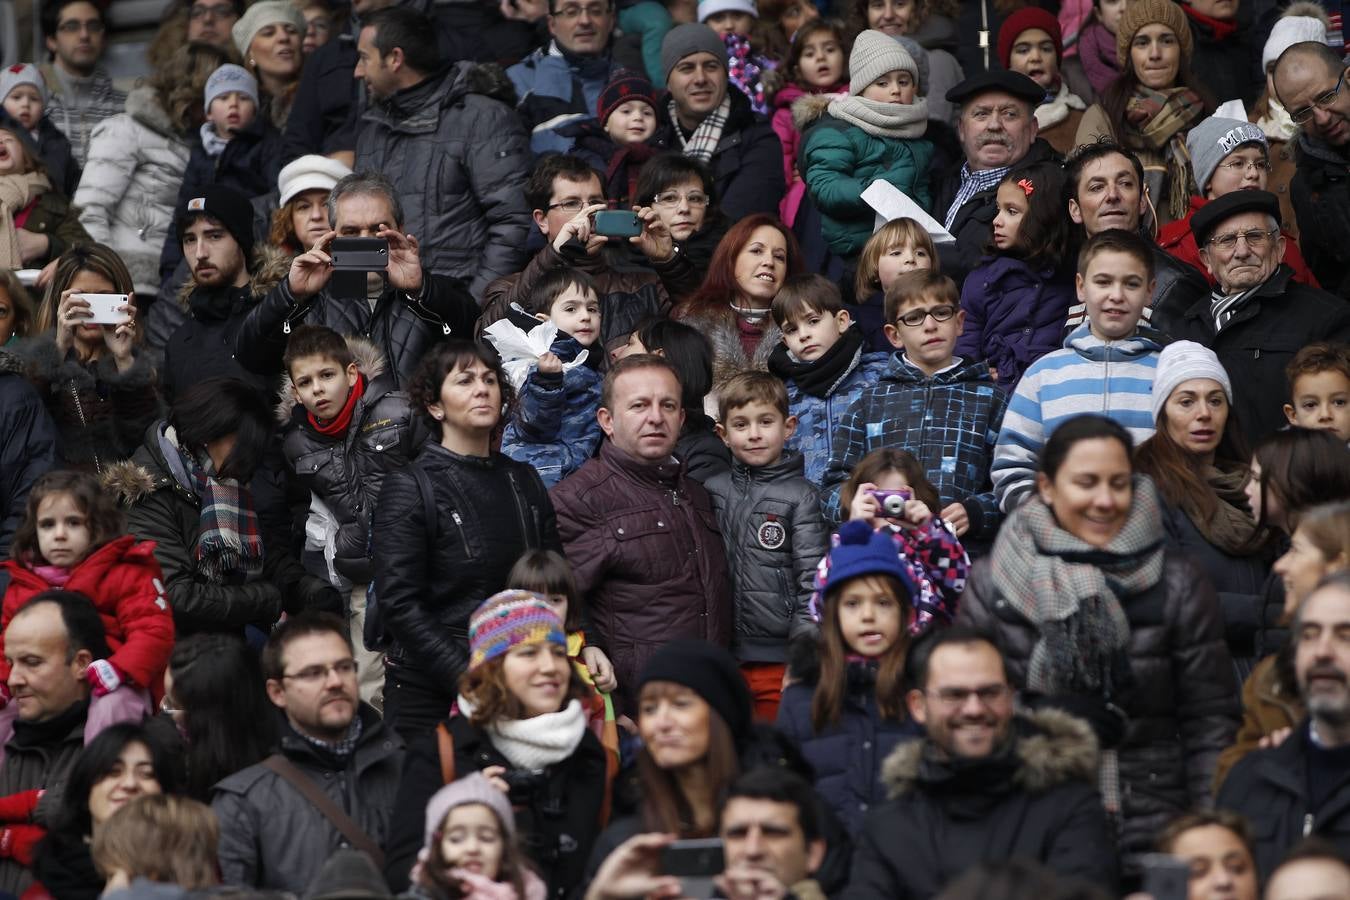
left=5, top=0, right=1350, bottom=897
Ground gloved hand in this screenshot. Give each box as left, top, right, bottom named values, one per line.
left=0, top=824, right=45, bottom=865
left=0, top=789, right=42, bottom=823
left=87, top=659, right=124, bottom=697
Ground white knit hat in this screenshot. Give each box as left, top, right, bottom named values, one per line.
left=231, top=0, right=306, bottom=58
left=849, top=29, right=918, bottom=97
left=697, top=0, right=756, bottom=22
left=277, top=154, right=353, bottom=205
left=1263, top=3, right=1330, bottom=72
left=0, top=64, right=46, bottom=105
left=1151, top=340, right=1234, bottom=422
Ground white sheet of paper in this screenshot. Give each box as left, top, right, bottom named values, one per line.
left=1213, top=99, right=1249, bottom=121
left=861, top=179, right=956, bottom=243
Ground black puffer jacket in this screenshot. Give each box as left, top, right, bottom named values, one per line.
left=278, top=337, right=428, bottom=584
left=845, top=710, right=1119, bottom=899
left=356, top=62, right=532, bottom=298
left=958, top=550, right=1239, bottom=855
left=0, top=349, right=57, bottom=556
left=372, top=442, right=561, bottom=691
left=384, top=711, right=610, bottom=894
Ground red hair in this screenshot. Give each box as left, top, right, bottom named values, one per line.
left=677, top=214, right=804, bottom=320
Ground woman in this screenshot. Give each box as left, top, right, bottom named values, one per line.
left=846, top=0, right=963, bottom=124
left=1074, top=0, right=1213, bottom=226
left=90, top=795, right=220, bottom=892
left=232, top=1, right=307, bottom=129
left=386, top=591, right=611, bottom=896
left=31, top=722, right=180, bottom=900
left=959, top=415, right=1238, bottom=856
left=0, top=122, right=91, bottom=273
left=14, top=244, right=158, bottom=473
left=0, top=270, right=35, bottom=346
left=373, top=342, right=561, bottom=744
left=268, top=155, right=353, bottom=256
left=1155, top=811, right=1259, bottom=900
left=1133, top=342, right=1271, bottom=672
left=104, top=376, right=338, bottom=637
left=674, top=214, right=804, bottom=391
left=163, top=633, right=277, bottom=801
left=75, top=42, right=227, bottom=301
left=633, top=153, right=727, bottom=296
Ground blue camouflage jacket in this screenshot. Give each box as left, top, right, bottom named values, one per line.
left=784, top=351, right=888, bottom=486
left=501, top=335, right=603, bottom=486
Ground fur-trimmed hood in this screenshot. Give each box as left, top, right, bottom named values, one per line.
left=882, top=708, right=1099, bottom=798
left=0, top=347, right=24, bottom=377
left=175, top=242, right=291, bottom=310
left=102, top=456, right=162, bottom=508
left=678, top=308, right=782, bottom=391
left=273, top=334, right=388, bottom=423
left=124, top=84, right=178, bottom=139
left=791, top=93, right=834, bottom=134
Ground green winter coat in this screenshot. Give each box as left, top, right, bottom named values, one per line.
left=797, top=94, right=933, bottom=257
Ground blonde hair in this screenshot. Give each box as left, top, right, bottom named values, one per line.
left=854, top=218, right=938, bottom=298
left=91, top=795, right=219, bottom=889
left=148, top=42, right=234, bottom=134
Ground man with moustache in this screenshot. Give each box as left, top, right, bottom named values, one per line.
left=213, top=612, right=404, bottom=892
left=1219, top=572, right=1350, bottom=880
left=846, top=627, right=1118, bottom=899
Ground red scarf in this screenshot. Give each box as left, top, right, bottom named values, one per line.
left=1182, top=3, right=1238, bottom=42
left=308, top=372, right=365, bottom=437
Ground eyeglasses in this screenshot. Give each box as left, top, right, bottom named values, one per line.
left=926, top=685, right=1012, bottom=707
left=281, top=659, right=359, bottom=683
left=57, top=18, right=105, bottom=33
left=653, top=190, right=710, bottom=208
left=1291, top=68, right=1349, bottom=124
left=1216, top=157, right=1272, bottom=175
left=895, top=304, right=958, bottom=327
left=547, top=197, right=608, bottom=212
left=1206, top=227, right=1278, bottom=252
left=189, top=3, right=237, bottom=20
left=551, top=2, right=610, bottom=19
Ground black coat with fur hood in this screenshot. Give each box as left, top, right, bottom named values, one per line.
left=845, top=709, right=1119, bottom=900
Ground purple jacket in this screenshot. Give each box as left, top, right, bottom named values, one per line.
left=956, top=255, right=1075, bottom=393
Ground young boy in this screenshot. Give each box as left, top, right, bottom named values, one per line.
left=992, top=228, right=1164, bottom=510
left=821, top=270, right=1007, bottom=546
left=1284, top=342, right=1350, bottom=444
left=567, top=69, right=659, bottom=206
left=0, top=63, right=78, bottom=196
left=492, top=267, right=605, bottom=487
left=280, top=324, right=427, bottom=706
left=703, top=371, right=828, bottom=721
left=767, top=273, right=886, bottom=485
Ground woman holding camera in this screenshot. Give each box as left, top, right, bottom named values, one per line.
left=384, top=591, right=611, bottom=896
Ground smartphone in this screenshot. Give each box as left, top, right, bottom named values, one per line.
left=593, top=210, right=642, bottom=239
left=330, top=237, right=389, bottom=271
left=1139, top=854, right=1190, bottom=900
left=77, top=293, right=131, bottom=326
left=661, top=839, right=723, bottom=900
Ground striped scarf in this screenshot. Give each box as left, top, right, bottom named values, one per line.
left=671, top=95, right=729, bottom=164
left=1210, top=283, right=1261, bottom=333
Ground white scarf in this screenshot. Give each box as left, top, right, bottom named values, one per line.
left=1034, top=81, right=1087, bottom=131
left=826, top=95, right=928, bottom=140
left=458, top=695, right=587, bottom=770
left=1258, top=98, right=1298, bottom=143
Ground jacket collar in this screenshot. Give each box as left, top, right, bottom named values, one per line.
left=600, top=438, right=684, bottom=487
left=1181, top=264, right=1295, bottom=326
left=278, top=703, right=395, bottom=771
left=366, top=64, right=462, bottom=134
left=730, top=450, right=806, bottom=486
left=1245, top=719, right=1350, bottom=825
left=1062, top=322, right=1165, bottom=359
left=881, top=352, right=991, bottom=386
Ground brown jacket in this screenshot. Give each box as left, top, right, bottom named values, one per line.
left=1214, top=653, right=1303, bottom=791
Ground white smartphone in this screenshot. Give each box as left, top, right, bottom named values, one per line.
left=77, top=293, right=131, bottom=326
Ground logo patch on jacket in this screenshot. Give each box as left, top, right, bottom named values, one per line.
left=757, top=515, right=786, bottom=550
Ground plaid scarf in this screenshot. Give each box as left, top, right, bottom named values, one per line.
left=1124, top=86, right=1204, bottom=221
left=671, top=95, right=729, bottom=164
left=298, top=713, right=363, bottom=760
left=173, top=440, right=264, bottom=585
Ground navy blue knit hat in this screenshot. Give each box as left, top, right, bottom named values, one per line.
left=810, top=520, right=917, bottom=620
left=636, top=640, right=753, bottom=747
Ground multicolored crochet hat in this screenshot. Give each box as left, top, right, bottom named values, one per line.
left=468, top=590, right=565, bottom=672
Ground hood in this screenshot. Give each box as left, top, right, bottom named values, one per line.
left=912, top=13, right=958, bottom=53
left=731, top=449, right=807, bottom=484
left=102, top=458, right=161, bottom=508
left=881, top=352, right=993, bottom=386
left=1062, top=322, right=1165, bottom=360
left=176, top=242, right=291, bottom=310
left=124, top=84, right=177, bottom=138
left=274, top=334, right=389, bottom=423
left=791, top=93, right=834, bottom=132
left=372, top=62, right=517, bottom=126
left=882, top=708, right=1099, bottom=797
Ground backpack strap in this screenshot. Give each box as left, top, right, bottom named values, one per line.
left=261, top=754, right=386, bottom=869
left=436, top=722, right=456, bottom=785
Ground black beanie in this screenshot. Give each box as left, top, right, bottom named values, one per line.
left=179, top=184, right=255, bottom=261
left=636, top=640, right=753, bottom=746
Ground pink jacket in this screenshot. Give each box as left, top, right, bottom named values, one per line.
left=772, top=82, right=847, bottom=227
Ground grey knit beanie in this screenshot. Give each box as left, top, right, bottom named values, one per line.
left=661, top=23, right=728, bottom=85
left=849, top=29, right=918, bottom=97
left=421, top=773, right=517, bottom=852
left=1186, top=115, right=1268, bottom=194
left=893, top=35, right=929, bottom=97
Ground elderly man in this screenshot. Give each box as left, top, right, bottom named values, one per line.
left=1274, top=40, right=1350, bottom=296
left=650, top=24, right=784, bottom=221
left=934, top=70, right=1058, bottom=285
left=551, top=354, right=733, bottom=712
left=1152, top=188, right=1350, bottom=446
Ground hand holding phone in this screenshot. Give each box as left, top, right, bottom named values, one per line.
left=593, top=210, right=642, bottom=239
left=661, top=838, right=724, bottom=900
left=76, top=294, right=132, bottom=326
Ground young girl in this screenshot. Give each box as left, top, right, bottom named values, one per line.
left=1076, top=0, right=1126, bottom=98
left=772, top=20, right=848, bottom=227
left=796, top=30, right=933, bottom=261
left=956, top=162, right=1075, bottom=394
left=698, top=0, right=782, bottom=116
left=850, top=218, right=937, bottom=353
left=410, top=773, right=547, bottom=900
left=1, top=471, right=175, bottom=741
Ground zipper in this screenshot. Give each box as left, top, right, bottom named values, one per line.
left=449, top=510, right=469, bottom=548
left=506, top=471, right=535, bottom=546
left=68, top=384, right=102, bottom=474
left=1304, top=812, right=1314, bottom=836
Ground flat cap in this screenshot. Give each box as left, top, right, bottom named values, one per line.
left=945, top=69, right=1045, bottom=106
left=1192, top=189, right=1281, bottom=247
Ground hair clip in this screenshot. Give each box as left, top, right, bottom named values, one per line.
left=1016, top=178, right=1035, bottom=197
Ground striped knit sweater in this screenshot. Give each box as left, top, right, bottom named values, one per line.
left=992, top=323, right=1164, bottom=512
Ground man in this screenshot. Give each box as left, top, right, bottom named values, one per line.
left=718, top=769, right=830, bottom=900
left=233, top=172, right=479, bottom=388
left=933, top=70, right=1057, bottom=285
left=1153, top=188, right=1350, bottom=446
left=213, top=612, right=404, bottom=892
left=1274, top=40, right=1350, bottom=296
left=1265, top=841, right=1350, bottom=900
left=1062, top=139, right=1211, bottom=331
left=0, top=591, right=108, bottom=893
left=650, top=24, right=784, bottom=221
left=551, top=354, right=733, bottom=712
left=846, top=627, right=1118, bottom=899
left=38, top=0, right=125, bottom=168
left=507, top=0, right=618, bottom=153
left=1180, top=0, right=1266, bottom=109
left=480, top=154, right=685, bottom=355
left=184, top=0, right=243, bottom=47
left=353, top=6, right=532, bottom=298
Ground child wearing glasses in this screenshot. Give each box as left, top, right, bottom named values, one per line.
left=1157, top=115, right=1319, bottom=289
left=992, top=228, right=1163, bottom=512
left=821, top=270, right=1008, bottom=552
left=956, top=162, right=1075, bottom=394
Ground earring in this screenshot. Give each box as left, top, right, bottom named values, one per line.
left=248, top=57, right=256, bottom=66
left=433, top=412, right=444, bottom=421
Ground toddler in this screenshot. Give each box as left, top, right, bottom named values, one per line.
left=698, top=0, right=781, bottom=115
left=0, top=63, right=78, bottom=196
left=566, top=69, right=658, bottom=207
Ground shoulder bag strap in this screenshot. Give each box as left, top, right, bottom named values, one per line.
left=436, top=721, right=456, bottom=785
left=261, top=754, right=386, bottom=869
